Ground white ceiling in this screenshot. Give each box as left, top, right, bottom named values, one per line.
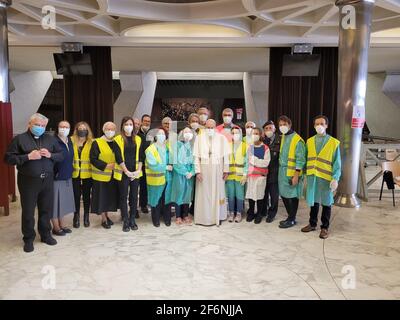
left=7, top=0, right=400, bottom=73
left=7, top=0, right=400, bottom=47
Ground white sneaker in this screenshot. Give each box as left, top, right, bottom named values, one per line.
left=228, top=212, right=234, bottom=222
left=234, top=213, right=242, bottom=223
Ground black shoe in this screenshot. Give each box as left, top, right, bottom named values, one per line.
left=254, top=214, right=262, bottom=224
left=153, top=223, right=160, bottom=227
left=266, top=216, right=275, bottom=223
left=52, top=229, right=66, bottom=236
left=83, top=213, right=90, bottom=227
left=106, top=217, right=114, bottom=226
left=141, top=206, right=149, bottom=214
left=41, top=237, right=57, bottom=246
left=246, top=213, right=255, bottom=222
left=73, top=214, right=80, bottom=228
left=23, top=242, right=34, bottom=253
left=102, top=221, right=111, bottom=229
left=122, top=222, right=130, bottom=232
left=279, top=220, right=296, bottom=229
left=165, top=222, right=171, bottom=227
left=61, top=227, right=72, bottom=234
left=130, top=223, right=138, bottom=231
left=279, top=219, right=288, bottom=225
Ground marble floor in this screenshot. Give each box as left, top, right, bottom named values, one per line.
left=0, top=170, right=399, bottom=300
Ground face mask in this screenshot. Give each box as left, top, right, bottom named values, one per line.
left=315, top=125, right=326, bottom=135
left=190, top=122, right=199, bottom=130
left=207, top=129, right=215, bottom=137
left=183, top=132, right=193, bottom=141
left=265, top=130, right=274, bottom=138
left=31, top=125, right=45, bottom=137
left=156, top=134, right=166, bottom=144
left=141, top=126, right=150, bottom=133
left=279, top=125, right=289, bottom=135
left=223, top=116, right=232, bottom=124
left=252, top=135, right=260, bottom=142
left=77, top=129, right=88, bottom=138
left=58, top=128, right=70, bottom=138
left=233, top=133, right=241, bottom=142
left=104, top=130, right=115, bottom=139
left=199, top=114, right=208, bottom=123
left=246, top=128, right=253, bottom=136
left=124, top=125, right=134, bottom=135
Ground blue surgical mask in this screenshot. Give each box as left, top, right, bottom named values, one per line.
left=31, top=125, right=45, bottom=137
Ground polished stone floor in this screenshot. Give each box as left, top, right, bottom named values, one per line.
left=0, top=194, right=399, bottom=300
left=0, top=165, right=399, bottom=300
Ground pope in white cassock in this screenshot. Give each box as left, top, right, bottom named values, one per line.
left=193, top=119, right=230, bottom=226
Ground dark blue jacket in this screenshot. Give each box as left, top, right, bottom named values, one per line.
left=54, top=135, right=74, bottom=181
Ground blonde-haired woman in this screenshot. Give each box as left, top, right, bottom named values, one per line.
left=72, top=121, right=94, bottom=228
left=90, top=122, right=119, bottom=229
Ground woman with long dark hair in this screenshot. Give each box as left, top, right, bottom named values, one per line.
left=114, top=116, right=144, bottom=232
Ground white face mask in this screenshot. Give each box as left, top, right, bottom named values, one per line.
left=104, top=130, right=115, bottom=139
left=279, top=125, right=289, bottom=135
left=190, top=122, right=199, bottom=130
left=141, top=126, right=150, bottom=132
left=223, top=116, right=233, bottom=124
left=315, top=125, right=326, bottom=135
left=265, top=130, right=274, bottom=138
left=58, top=128, right=70, bottom=138
left=124, top=125, right=134, bottom=135
left=183, top=132, right=193, bottom=141
left=246, top=128, right=253, bottom=136
left=206, top=128, right=215, bottom=137
left=233, top=133, right=241, bottom=142
left=252, top=134, right=260, bottom=143
left=156, top=134, right=166, bottom=144
left=199, top=114, right=208, bottom=123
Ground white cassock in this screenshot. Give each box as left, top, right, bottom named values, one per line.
left=193, top=132, right=230, bottom=226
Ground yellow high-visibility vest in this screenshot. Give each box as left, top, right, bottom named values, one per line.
left=227, top=141, right=247, bottom=182
left=72, top=139, right=92, bottom=179
left=306, top=135, right=340, bottom=182
left=280, top=133, right=304, bottom=177
left=113, top=134, right=143, bottom=181
left=91, top=138, right=116, bottom=182
left=145, top=144, right=166, bottom=186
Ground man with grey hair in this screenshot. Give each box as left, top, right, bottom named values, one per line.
left=193, top=119, right=230, bottom=226
left=5, top=113, right=64, bottom=253
left=216, top=108, right=240, bottom=142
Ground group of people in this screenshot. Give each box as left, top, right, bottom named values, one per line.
left=4, top=106, right=341, bottom=253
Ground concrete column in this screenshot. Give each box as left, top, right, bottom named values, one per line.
left=243, top=72, right=269, bottom=126
left=334, top=0, right=375, bottom=208
left=0, top=0, right=11, bottom=103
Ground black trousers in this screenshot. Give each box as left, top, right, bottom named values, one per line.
left=189, top=180, right=196, bottom=215
left=309, top=203, right=331, bottom=230
left=151, top=188, right=171, bottom=226
left=72, top=178, right=92, bottom=216
left=118, top=176, right=139, bottom=225
left=248, top=199, right=264, bottom=215
left=175, top=204, right=189, bottom=219
left=17, top=173, right=53, bottom=243
left=139, top=169, right=148, bottom=208
left=281, top=197, right=299, bottom=221
left=262, top=182, right=279, bottom=218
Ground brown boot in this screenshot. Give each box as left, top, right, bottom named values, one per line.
left=319, top=228, right=329, bottom=239
left=301, top=224, right=316, bottom=233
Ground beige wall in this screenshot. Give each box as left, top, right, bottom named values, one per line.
left=365, top=72, right=400, bottom=139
